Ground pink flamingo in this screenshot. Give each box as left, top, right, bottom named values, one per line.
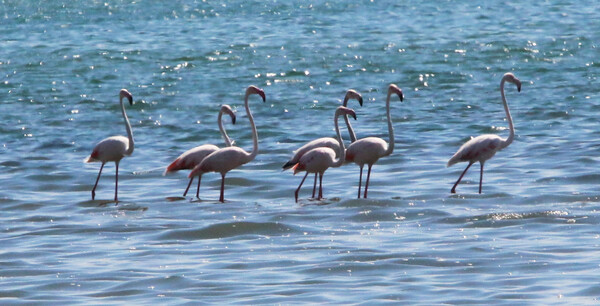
left=282, top=89, right=363, bottom=198
left=85, top=89, right=134, bottom=202
left=188, top=86, right=265, bottom=202
left=292, top=106, right=357, bottom=203
left=448, top=72, right=521, bottom=194
left=164, top=105, right=236, bottom=197
left=345, top=84, right=404, bottom=198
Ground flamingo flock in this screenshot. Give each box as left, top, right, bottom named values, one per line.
left=86, top=73, right=522, bottom=202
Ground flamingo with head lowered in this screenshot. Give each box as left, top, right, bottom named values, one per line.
left=164, top=105, right=236, bottom=198
left=283, top=89, right=363, bottom=198
left=292, top=106, right=357, bottom=203
left=85, top=89, right=134, bottom=202
left=448, top=72, right=521, bottom=194
left=188, top=86, right=266, bottom=202
left=345, top=84, right=404, bottom=198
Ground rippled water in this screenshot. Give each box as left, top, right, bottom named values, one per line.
left=2, top=0, right=600, bottom=303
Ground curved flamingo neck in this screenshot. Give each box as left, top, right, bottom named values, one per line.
left=121, top=96, right=134, bottom=155
left=383, top=90, right=394, bottom=157
left=332, top=112, right=346, bottom=167
left=218, top=110, right=233, bottom=147
left=343, top=96, right=357, bottom=142
left=499, top=77, right=514, bottom=149
left=245, top=92, right=258, bottom=162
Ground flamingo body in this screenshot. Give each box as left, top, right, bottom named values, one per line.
left=86, top=136, right=131, bottom=164
left=165, top=144, right=219, bottom=172
left=292, top=106, right=356, bottom=202
left=346, top=84, right=403, bottom=199
left=86, top=89, right=134, bottom=202
left=283, top=90, right=363, bottom=196
left=190, top=146, right=250, bottom=175
left=345, top=136, right=388, bottom=166
left=188, top=85, right=266, bottom=202
left=447, top=134, right=502, bottom=167
left=165, top=105, right=235, bottom=197
left=448, top=72, right=521, bottom=194
left=293, top=147, right=337, bottom=175
left=283, top=137, right=339, bottom=170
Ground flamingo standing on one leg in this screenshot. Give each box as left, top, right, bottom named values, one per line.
left=164, top=105, right=236, bottom=198
left=448, top=72, right=521, bottom=194
left=292, top=106, right=357, bottom=203
left=85, top=89, right=134, bottom=202
left=345, top=84, right=404, bottom=199
left=282, top=89, right=363, bottom=198
left=188, top=86, right=266, bottom=202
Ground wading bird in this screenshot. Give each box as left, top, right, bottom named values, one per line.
left=283, top=90, right=363, bottom=198
left=345, top=84, right=403, bottom=198
left=448, top=72, right=521, bottom=194
left=85, top=89, right=134, bottom=202
left=292, top=106, right=357, bottom=203
left=164, top=105, right=236, bottom=197
left=189, top=86, right=265, bottom=202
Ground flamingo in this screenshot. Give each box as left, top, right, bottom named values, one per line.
left=282, top=89, right=363, bottom=198
left=188, top=85, right=265, bottom=202
left=164, top=105, right=236, bottom=198
left=345, top=84, right=403, bottom=199
left=448, top=72, right=521, bottom=194
left=292, top=106, right=357, bottom=203
left=85, top=89, right=134, bottom=202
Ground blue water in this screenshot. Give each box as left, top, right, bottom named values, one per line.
left=2, top=0, right=600, bottom=303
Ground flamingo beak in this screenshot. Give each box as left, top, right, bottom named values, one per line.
left=128, top=95, right=133, bottom=105
left=349, top=110, right=357, bottom=120
left=517, top=84, right=521, bottom=92
left=259, top=90, right=266, bottom=102
left=357, top=95, right=363, bottom=106
left=231, top=113, right=236, bottom=124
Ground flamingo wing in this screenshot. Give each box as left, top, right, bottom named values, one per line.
left=283, top=137, right=339, bottom=170
left=448, top=134, right=503, bottom=166
left=165, top=144, right=219, bottom=173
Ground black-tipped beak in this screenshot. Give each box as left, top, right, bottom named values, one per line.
left=231, top=114, right=236, bottom=125
left=358, top=96, right=363, bottom=106
left=260, top=91, right=266, bottom=102
left=399, top=93, right=404, bottom=102
left=351, top=113, right=357, bottom=120
left=517, top=85, right=521, bottom=92
left=128, top=96, right=133, bottom=105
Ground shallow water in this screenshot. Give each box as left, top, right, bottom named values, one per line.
left=1, top=0, right=600, bottom=304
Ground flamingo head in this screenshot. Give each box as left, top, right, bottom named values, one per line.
left=336, top=106, right=357, bottom=120
left=246, top=85, right=266, bottom=102
left=388, top=84, right=404, bottom=102
left=503, top=73, right=521, bottom=92
left=120, top=89, right=133, bottom=105
left=343, top=89, right=363, bottom=107
left=220, top=104, right=236, bottom=124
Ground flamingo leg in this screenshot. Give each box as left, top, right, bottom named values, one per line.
left=364, top=164, right=373, bottom=198
left=451, top=162, right=474, bottom=194
left=311, top=173, right=317, bottom=198
left=357, top=165, right=363, bottom=199
left=196, top=175, right=202, bottom=198
left=295, top=172, right=309, bottom=203
left=114, top=162, right=119, bottom=202
left=91, top=162, right=105, bottom=200
left=183, top=177, right=194, bottom=197
left=318, top=172, right=324, bottom=200
left=219, top=173, right=226, bottom=203
left=479, top=162, right=484, bottom=194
